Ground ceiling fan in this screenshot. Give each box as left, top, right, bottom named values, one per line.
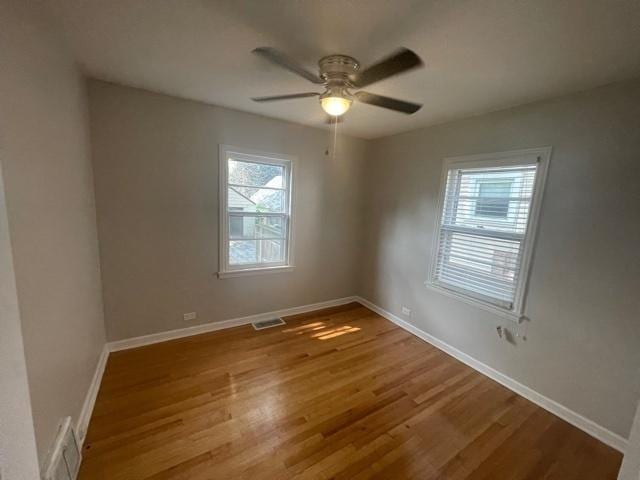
left=251, top=47, right=424, bottom=118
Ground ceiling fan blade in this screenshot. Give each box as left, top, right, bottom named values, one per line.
left=354, top=91, right=422, bottom=114
left=352, top=48, right=423, bottom=88
left=253, top=47, right=324, bottom=84
left=251, top=92, right=320, bottom=102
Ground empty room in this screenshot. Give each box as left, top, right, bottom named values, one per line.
left=2, top=0, right=640, bottom=479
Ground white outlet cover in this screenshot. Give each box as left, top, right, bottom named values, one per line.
left=401, top=307, right=411, bottom=316
left=183, top=312, right=197, bottom=321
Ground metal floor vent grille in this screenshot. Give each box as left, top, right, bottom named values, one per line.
left=252, top=318, right=286, bottom=330
left=43, top=416, right=81, bottom=480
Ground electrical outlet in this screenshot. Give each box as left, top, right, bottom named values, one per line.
left=183, top=312, right=197, bottom=321
left=401, top=306, right=411, bottom=316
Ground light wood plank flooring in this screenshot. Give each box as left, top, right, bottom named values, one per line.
left=79, top=303, right=622, bottom=479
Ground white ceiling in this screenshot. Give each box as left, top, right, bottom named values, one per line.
left=44, top=0, right=640, bottom=139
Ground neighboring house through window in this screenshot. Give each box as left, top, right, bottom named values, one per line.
left=219, top=145, right=294, bottom=277
left=427, top=147, right=550, bottom=320
left=475, top=180, right=513, bottom=218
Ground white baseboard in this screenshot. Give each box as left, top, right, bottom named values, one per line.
left=107, top=296, right=358, bottom=352
left=76, top=344, right=109, bottom=448
left=355, top=296, right=628, bottom=453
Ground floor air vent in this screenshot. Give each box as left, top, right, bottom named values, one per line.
left=43, top=416, right=81, bottom=480
left=252, top=318, right=285, bottom=330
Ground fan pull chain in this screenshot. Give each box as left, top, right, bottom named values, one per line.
left=332, top=115, right=339, bottom=159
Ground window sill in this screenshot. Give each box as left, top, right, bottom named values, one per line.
left=424, top=281, right=524, bottom=323
left=218, top=265, right=294, bottom=279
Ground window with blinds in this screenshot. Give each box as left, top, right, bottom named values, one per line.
left=428, top=148, right=550, bottom=319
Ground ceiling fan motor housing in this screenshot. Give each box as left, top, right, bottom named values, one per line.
left=319, top=55, right=359, bottom=98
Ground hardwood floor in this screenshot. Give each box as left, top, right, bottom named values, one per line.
left=79, top=303, right=622, bottom=479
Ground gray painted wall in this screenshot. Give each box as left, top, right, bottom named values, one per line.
left=0, top=0, right=106, bottom=465
left=0, top=160, right=40, bottom=478
left=359, top=79, right=640, bottom=439
left=87, top=80, right=367, bottom=341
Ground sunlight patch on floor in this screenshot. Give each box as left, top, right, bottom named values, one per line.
left=283, top=322, right=326, bottom=333
left=314, top=325, right=361, bottom=340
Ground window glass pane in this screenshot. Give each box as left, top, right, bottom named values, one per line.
left=448, top=166, right=535, bottom=235
left=228, top=159, right=284, bottom=188
left=228, top=215, right=285, bottom=239
left=442, top=231, right=521, bottom=283
left=227, top=186, right=285, bottom=213
left=437, top=231, right=521, bottom=306
left=229, top=239, right=286, bottom=265
left=229, top=215, right=244, bottom=238
left=475, top=181, right=512, bottom=217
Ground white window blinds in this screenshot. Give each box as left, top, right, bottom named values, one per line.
left=429, top=149, right=550, bottom=319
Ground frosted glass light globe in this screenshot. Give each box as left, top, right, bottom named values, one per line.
left=320, top=96, right=352, bottom=116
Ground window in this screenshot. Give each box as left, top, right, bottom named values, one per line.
left=427, top=147, right=550, bottom=320
left=219, top=145, right=294, bottom=277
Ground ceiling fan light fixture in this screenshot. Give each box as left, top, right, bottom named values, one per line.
left=251, top=47, right=424, bottom=117
left=320, top=96, right=352, bottom=116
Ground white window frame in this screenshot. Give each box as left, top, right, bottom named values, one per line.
left=218, top=145, right=295, bottom=278
left=426, top=147, right=551, bottom=322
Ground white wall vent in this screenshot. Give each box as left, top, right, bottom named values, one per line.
left=42, top=417, right=81, bottom=480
